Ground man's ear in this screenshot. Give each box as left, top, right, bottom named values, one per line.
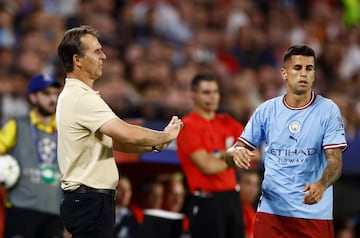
left=280, top=67, right=287, bottom=81
left=28, top=93, right=36, bottom=104
left=191, top=92, right=197, bottom=103
left=73, top=54, right=82, bottom=67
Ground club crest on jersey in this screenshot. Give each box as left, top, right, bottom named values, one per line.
left=288, top=121, right=301, bottom=133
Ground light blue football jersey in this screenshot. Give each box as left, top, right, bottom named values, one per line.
left=239, top=92, right=347, bottom=219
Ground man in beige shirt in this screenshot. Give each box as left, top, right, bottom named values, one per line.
left=56, top=25, right=183, bottom=238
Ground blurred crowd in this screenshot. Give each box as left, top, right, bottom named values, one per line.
left=114, top=170, right=262, bottom=238
left=0, top=0, right=359, bottom=139
left=116, top=169, right=359, bottom=238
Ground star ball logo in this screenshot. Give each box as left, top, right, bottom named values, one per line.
left=288, top=121, right=301, bottom=134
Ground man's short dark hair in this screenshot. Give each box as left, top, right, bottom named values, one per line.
left=191, top=73, right=218, bottom=91
left=57, top=25, right=98, bottom=73
left=283, top=45, right=316, bottom=64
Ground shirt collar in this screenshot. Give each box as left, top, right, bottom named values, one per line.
left=65, top=78, right=99, bottom=94
left=30, top=110, right=57, bottom=133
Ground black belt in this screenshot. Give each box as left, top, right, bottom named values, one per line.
left=67, top=185, right=117, bottom=200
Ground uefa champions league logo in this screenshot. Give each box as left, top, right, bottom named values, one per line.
left=38, top=137, right=56, bottom=163
left=288, top=121, right=301, bottom=134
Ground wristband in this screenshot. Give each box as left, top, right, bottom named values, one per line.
left=152, top=145, right=160, bottom=153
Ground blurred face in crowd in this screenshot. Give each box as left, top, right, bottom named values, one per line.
left=116, top=177, right=132, bottom=207
left=163, top=179, right=185, bottom=213
left=240, top=171, right=261, bottom=204
left=192, top=80, right=220, bottom=113
left=78, top=34, right=106, bottom=80
left=144, top=182, right=164, bottom=209
left=29, top=86, right=61, bottom=116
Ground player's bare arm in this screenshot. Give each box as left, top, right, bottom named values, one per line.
left=226, top=141, right=257, bottom=169
left=102, top=116, right=183, bottom=152
left=112, top=140, right=173, bottom=153
left=189, top=149, right=229, bottom=175
left=320, top=148, right=343, bottom=187
left=303, top=148, right=342, bottom=205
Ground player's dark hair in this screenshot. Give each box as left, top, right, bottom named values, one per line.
left=57, top=25, right=98, bottom=73
left=191, top=73, right=218, bottom=91
left=283, top=45, right=315, bottom=63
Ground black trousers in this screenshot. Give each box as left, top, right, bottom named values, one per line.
left=4, top=206, right=63, bottom=238
left=187, top=190, right=245, bottom=238
left=60, top=190, right=115, bottom=238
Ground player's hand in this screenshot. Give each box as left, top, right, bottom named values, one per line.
left=302, top=182, right=326, bottom=205
left=227, top=146, right=254, bottom=169
left=152, top=116, right=182, bottom=152
left=163, top=116, right=183, bottom=140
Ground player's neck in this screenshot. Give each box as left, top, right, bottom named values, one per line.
left=195, top=108, right=215, bottom=120
left=284, top=91, right=313, bottom=108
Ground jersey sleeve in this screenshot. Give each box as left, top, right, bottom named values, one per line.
left=323, top=103, right=347, bottom=150
left=239, top=105, right=266, bottom=149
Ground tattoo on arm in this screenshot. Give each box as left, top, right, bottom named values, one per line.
left=320, top=149, right=342, bottom=188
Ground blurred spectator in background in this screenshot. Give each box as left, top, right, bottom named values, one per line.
left=238, top=169, right=261, bottom=238
left=132, top=0, right=192, bottom=46
left=176, top=73, right=248, bottom=238
left=0, top=73, right=63, bottom=238
left=113, top=175, right=138, bottom=238
left=132, top=173, right=188, bottom=238
left=131, top=176, right=164, bottom=224
left=162, top=172, right=186, bottom=213
left=334, top=216, right=355, bottom=238
left=162, top=172, right=189, bottom=237
left=140, top=178, right=164, bottom=211
left=0, top=70, right=30, bottom=126
left=0, top=28, right=15, bottom=71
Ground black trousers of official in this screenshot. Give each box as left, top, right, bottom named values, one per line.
left=187, top=190, right=245, bottom=238
left=60, top=191, right=115, bottom=238
left=4, top=206, right=63, bottom=238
